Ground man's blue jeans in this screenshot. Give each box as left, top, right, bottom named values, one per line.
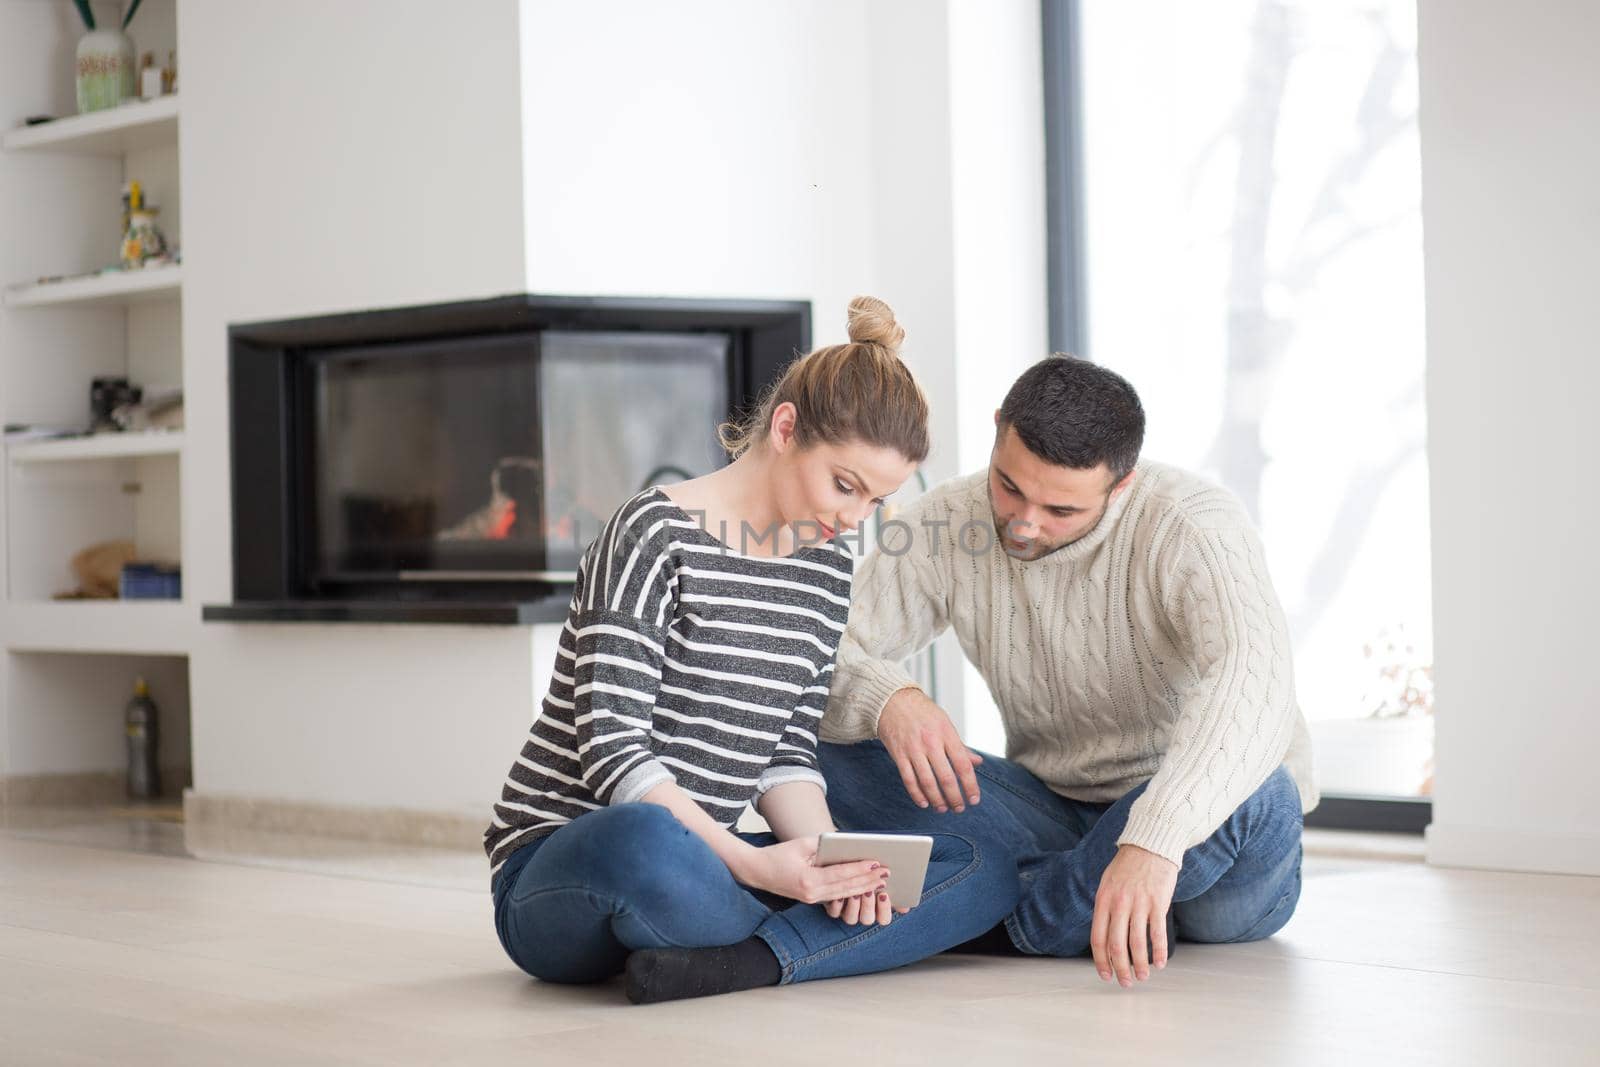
left=491, top=803, right=1019, bottom=985
left=818, top=741, right=1304, bottom=957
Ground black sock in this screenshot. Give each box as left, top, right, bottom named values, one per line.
left=624, top=937, right=782, bottom=1004
left=946, top=921, right=1025, bottom=956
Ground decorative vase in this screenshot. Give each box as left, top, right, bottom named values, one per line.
left=121, top=208, right=168, bottom=269
left=76, top=29, right=137, bottom=114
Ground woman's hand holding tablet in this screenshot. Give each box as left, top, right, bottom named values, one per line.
left=816, top=832, right=935, bottom=910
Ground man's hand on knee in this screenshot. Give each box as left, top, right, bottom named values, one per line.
left=877, top=688, right=984, bottom=813
left=1090, top=844, right=1178, bottom=988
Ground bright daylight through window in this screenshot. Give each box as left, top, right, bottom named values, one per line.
left=1078, top=0, right=1431, bottom=798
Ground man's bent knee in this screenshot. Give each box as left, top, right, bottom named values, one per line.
left=1177, top=845, right=1303, bottom=944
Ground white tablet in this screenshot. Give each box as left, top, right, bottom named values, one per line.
left=815, top=832, right=934, bottom=910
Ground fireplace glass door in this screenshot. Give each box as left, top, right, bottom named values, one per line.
left=310, top=330, right=730, bottom=585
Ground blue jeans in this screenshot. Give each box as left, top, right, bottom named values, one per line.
left=818, top=741, right=1304, bottom=957
left=491, top=803, right=1018, bottom=985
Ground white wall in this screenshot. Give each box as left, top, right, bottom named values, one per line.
left=947, top=0, right=1049, bottom=751
left=518, top=0, right=1047, bottom=738
left=180, top=0, right=538, bottom=817
left=520, top=2, right=873, bottom=309
left=176, top=0, right=1047, bottom=820
left=1419, top=0, right=1600, bottom=875
left=949, top=0, right=1049, bottom=477
left=858, top=0, right=969, bottom=727
left=517, top=0, right=1044, bottom=480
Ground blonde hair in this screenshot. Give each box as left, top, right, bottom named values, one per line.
left=718, top=296, right=930, bottom=464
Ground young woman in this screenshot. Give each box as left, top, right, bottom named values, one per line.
left=485, top=297, right=1018, bottom=1003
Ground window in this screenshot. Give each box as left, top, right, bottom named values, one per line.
left=1047, top=0, right=1432, bottom=821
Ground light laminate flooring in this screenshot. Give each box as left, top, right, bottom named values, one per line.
left=1, top=817, right=1597, bottom=1065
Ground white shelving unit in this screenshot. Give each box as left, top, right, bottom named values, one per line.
left=7, top=430, right=184, bottom=464
left=2, top=14, right=186, bottom=657
left=0, top=0, right=192, bottom=808
left=4, top=264, right=182, bottom=309
left=2, top=95, right=179, bottom=156
left=4, top=600, right=193, bottom=656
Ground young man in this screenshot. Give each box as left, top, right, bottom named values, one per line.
left=818, top=354, right=1317, bottom=989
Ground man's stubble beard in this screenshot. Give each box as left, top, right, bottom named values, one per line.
left=985, top=482, right=1109, bottom=562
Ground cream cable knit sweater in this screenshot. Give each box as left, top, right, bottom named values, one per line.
left=820, top=462, right=1318, bottom=866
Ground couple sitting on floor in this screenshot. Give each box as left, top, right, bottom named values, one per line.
left=483, top=295, right=1318, bottom=1004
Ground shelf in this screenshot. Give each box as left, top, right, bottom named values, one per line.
left=3, top=265, right=182, bottom=309
left=4, top=600, right=193, bottom=655
left=8, top=430, right=183, bottom=464
left=3, top=96, right=178, bottom=156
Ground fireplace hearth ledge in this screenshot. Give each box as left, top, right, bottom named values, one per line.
left=202, top=598, right=570, bottom=625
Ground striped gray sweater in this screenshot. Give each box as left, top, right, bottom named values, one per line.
left=484, top=488, right=854, bottom=877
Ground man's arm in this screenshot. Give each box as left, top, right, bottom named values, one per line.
left=820, top=540, right=949, bottom=743
left=1118, top=519, right=1300, bottom=864
left=1092, top=515, right=1300, bottom=988
left=821, top=512, right=984, bottom=812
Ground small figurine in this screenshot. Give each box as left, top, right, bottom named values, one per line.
left=120, top=181, right=169, bottom=269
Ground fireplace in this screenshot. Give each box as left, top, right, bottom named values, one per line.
left=203, top=295, right=808, bottom=624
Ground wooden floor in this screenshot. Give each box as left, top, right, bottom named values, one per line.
left=1, top=818, right=1598, bottom=1065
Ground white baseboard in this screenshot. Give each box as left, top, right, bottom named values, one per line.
left=1425, top=822, right=1600, bottom=877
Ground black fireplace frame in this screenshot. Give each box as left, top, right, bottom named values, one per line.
left=202, top=294, right=810, bottom=625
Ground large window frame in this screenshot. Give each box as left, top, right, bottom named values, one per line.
left=1040, top=0, right=1428, bottom=836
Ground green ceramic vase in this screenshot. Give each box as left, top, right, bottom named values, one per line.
left=76, top=29, right=136, bottom=113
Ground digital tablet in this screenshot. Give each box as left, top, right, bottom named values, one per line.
left=815, top=832, right=934, bottom=910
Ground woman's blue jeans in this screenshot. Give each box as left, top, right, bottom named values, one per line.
left=491, top=803, right=1019, bottom=985
left=818, top=741, right=1305, bottom=958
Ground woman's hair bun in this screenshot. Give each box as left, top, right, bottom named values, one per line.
left=717, top=292, right=927, bottom=463
left=846, top=295, right=905, bottom=356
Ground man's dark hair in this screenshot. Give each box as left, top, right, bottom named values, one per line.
left=997, top=354, right=1145, bottom=481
